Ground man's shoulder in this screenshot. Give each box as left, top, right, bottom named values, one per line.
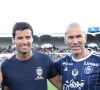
left=56, top=53, right=71, bottom=63
left=33, top=50, right=50, bottom=57
left=2, top=55, right=16, bottom=65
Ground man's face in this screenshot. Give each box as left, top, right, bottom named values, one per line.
left=64, top=27, right=87, bottom=55
left=12, top=29, right=33, bottom=54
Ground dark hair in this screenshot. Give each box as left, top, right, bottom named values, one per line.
left=12, top=22, right=33, bottom=38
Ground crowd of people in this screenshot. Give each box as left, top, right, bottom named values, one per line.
left=0, top=46, right=15, bottom=54
left=0, top=44, right=100, bottom=62
left=0, top=45, right=68, bottom=62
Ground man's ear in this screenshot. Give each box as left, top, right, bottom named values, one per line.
left=84, top=35, right=87, bottom=44
left=64, top=37, right=67, bottom=45
left=12, top=38, right=15, bottom=44
left=32, top=37, right=34, bottom=43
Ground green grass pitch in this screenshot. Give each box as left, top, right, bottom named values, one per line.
left=48, top=81, right=57, bottom=90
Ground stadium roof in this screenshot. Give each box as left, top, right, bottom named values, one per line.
left=0, top=33, right=65, bottom=37
left=0, top=33, right=12, bottom=37
left=0, top=32, right=100, bottom=37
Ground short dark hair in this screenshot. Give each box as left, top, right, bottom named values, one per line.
left=12, top=22, right=33, bottom=38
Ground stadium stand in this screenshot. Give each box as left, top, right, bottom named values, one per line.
left=0, top=32, right=100, bottom=62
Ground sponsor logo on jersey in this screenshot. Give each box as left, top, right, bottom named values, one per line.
left=35, top=67, right=44, bottom=80
left=72, top=68, right=79, bottom=77
left=62, top=62, right=73, bottom=66
left=63, top=79, right=85, bottom=90
left=64, top=67, right=68, bottom=71
left=84, top=61, right=99, bottom=67
left=84, top=66, right=93, bottom=74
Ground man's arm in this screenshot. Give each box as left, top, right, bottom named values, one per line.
left=1, top=70, right=10, bottom=90
left=48, top=74, right=62, bottom=90
left=0, top=70, right=3, bottom=84
left=3, top=86, right=10, bottom=90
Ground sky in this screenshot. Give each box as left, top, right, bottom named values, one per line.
left=0, top=0, right=100, bottom=35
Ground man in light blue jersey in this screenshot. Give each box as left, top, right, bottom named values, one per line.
left=55, top=22, right=100, bottom=90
